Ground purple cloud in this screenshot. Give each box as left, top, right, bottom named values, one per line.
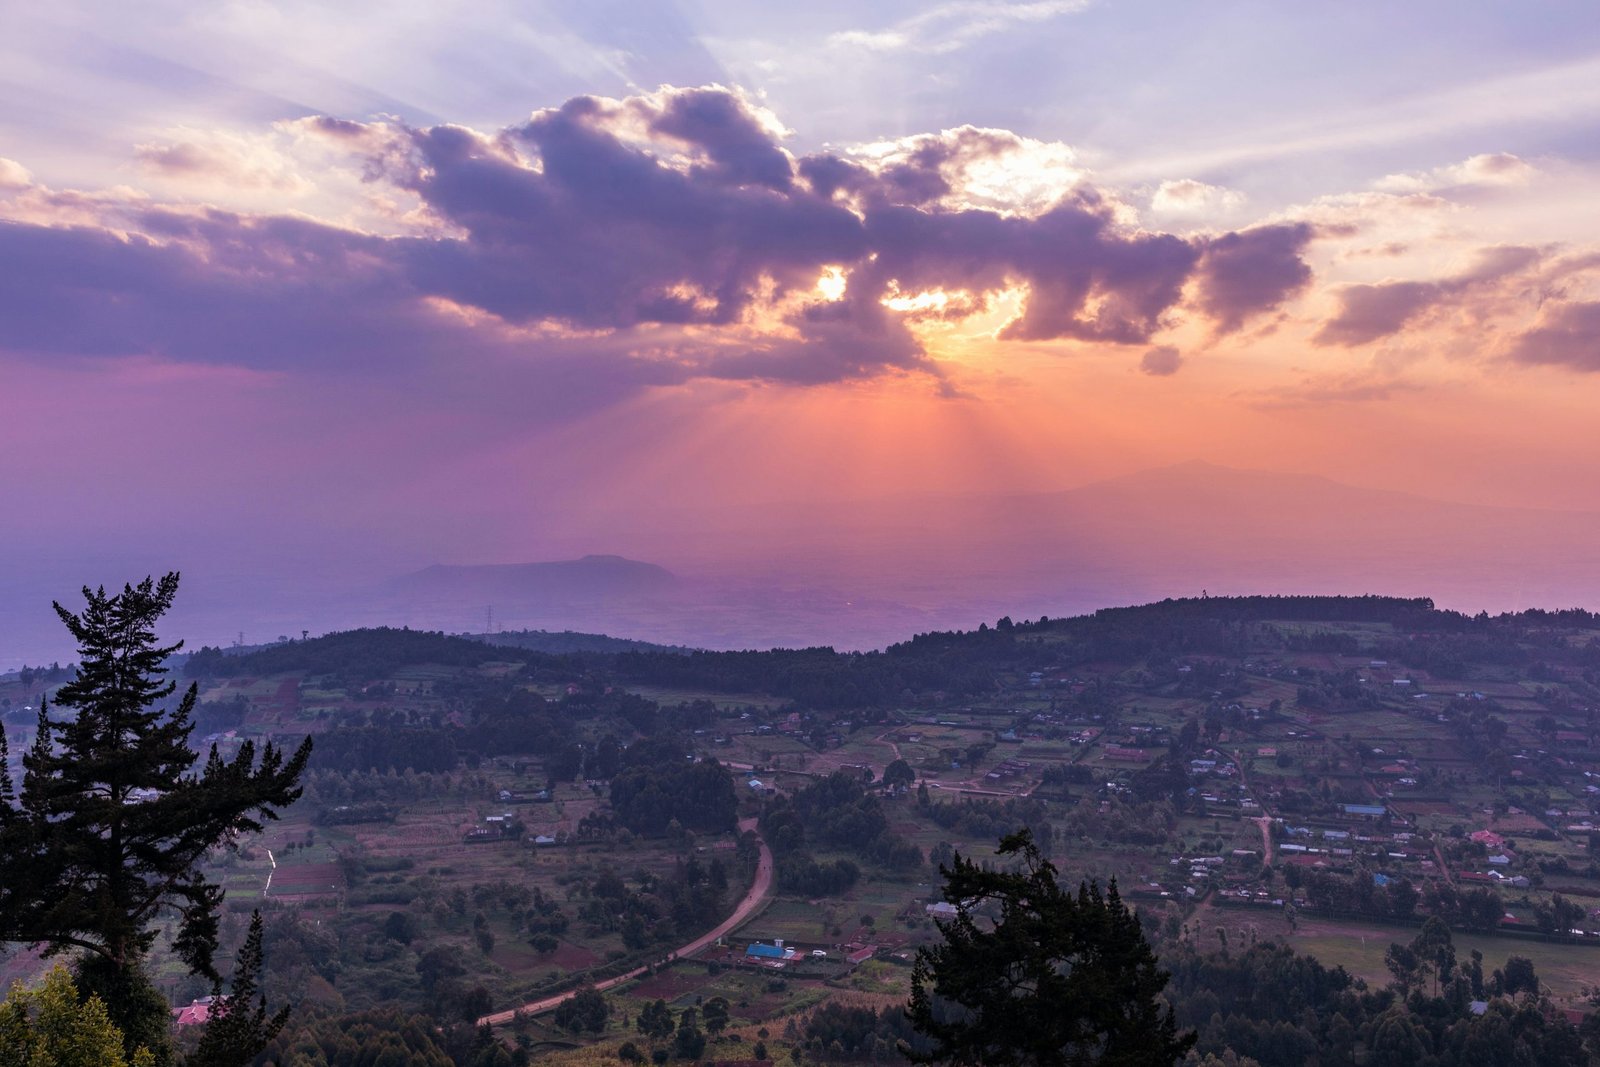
left=1314, top=280, right=1441, bottom=347
left=1139, top=345, right=1182, bottom=376
left=0, top=86, right=1323, bottom=400
left=1193, top=224, right=1315, bottom=334
left=1508, top=301, right=1600, bottom=371
left=1315, top=245, right=1542, bottom=347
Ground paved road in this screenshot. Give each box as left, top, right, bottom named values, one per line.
left=478, top=817, right=774, bottom=1027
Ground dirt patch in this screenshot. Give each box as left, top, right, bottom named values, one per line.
left=1391, top=800, right=1463, bottom=816
left=548, top=942, right=600, bottom=970
left=629, top=971, right=704, bottom=1001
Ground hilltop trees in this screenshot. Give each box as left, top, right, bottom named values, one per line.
left=0, top=573, right=311, bottom=1061
left=608, top=737, right=736, bottom=834
left=907, top=829, right=1193, bottom=1067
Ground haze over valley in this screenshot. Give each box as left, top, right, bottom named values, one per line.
left=8, top=462, right=1597, bottom=667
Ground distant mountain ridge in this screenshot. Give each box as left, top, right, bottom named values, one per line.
left=362, top=463, right=1600, bottom=653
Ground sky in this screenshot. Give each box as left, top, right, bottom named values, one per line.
left=5, top=1, right=1600, bottom=663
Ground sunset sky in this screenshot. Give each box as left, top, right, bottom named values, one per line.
left=5, top=1, right=1600, bottom=662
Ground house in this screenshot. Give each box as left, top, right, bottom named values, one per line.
left=745, top=939, right=801, bottom=961
left=926, top=901, right=960, bottom=918
left=173, top=996, right=217, bottom=1027
left=1342, top=804, right=1387, bottom=819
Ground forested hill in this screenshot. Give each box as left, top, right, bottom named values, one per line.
left=184, top=627, right=534, bottom=680
left=186, top=594, right=1600, bottom=703
left=474, top=628, right=691, bottom=656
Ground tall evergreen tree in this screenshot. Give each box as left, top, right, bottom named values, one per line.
left=906, top=829, right=1193, bottom=1067
left=0, top=574, right=311, bottom=1056
left=188, top=911, right=290, bottom=1067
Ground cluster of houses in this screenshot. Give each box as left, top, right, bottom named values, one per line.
left=495, top=787, right=551, bottom=804
left=733, top=938, right=876, bottom=970
left=462, top=811, right=560, bottom=847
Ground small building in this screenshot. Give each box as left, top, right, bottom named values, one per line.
left=173, top=996, right=217, bottom=1028
left=745, top=939, right=801, bottom=961
left=1342, top=804, right=1387, bottom=819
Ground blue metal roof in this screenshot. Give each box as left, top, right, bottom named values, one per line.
left=746, top=943, right=786, bottom=958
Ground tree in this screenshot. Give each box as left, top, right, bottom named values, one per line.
left=554, top=986, right=610, bottom=1034
left=906, top=829, right=1193, bottom=1067
left=672, top=1008, right=706, bottom=1061
left=1408, top=915, right=1455, bottom=997
left=0, top=574, right=312, bottom=1052
left=0, top=965, right=153, bottom=1067
left=883, top=759, right=917, bottom=793
left=1383, top=941, right=1421, bottom=997
left=702, top=995, right=730, bottom=1037
left=1500, top=955, right=1540, bottom=998
left=638, top=999, right=675, bottom=1041
left=188, top=911, right=291, bottom=1067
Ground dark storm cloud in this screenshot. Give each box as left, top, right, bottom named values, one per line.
left=0, top=86, right=1322, bottom=394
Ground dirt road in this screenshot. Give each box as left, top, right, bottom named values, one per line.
left=478, top=816, right=774, bottom=1027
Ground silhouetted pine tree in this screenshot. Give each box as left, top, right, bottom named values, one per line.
left=907, top=829, right=1193, bottom=1067
left=0, top=574, right=311, bottom=1061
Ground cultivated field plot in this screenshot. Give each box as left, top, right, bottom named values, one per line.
left=269, top=859, right=345, bottom=902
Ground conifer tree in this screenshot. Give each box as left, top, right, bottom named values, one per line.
left=906, top=829, right=1193, bottom=1067
left=0, top=573, right=311, bottom=1056
left=188, top=911, right=289, bottom=1067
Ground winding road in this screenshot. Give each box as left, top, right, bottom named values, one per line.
left=478, top=817, right=774, bottom=1027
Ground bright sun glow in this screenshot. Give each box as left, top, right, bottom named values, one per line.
left=882, top=288, right=953, bottom=313
left=815, top=266, right=847, bottom=301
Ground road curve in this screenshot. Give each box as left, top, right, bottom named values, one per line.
left=479, top=816, right=774, bottom=1027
